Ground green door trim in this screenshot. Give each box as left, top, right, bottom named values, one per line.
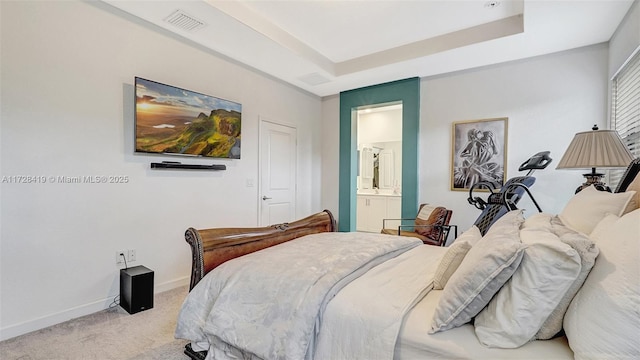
left=339, top=77, right=420, bottom=231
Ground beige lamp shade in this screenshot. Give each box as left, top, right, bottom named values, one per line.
left=556, top=128, right=633, bottom=169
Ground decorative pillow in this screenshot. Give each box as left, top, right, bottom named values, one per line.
left=564, top=209, right=640, bottom=359
left=622, top=172, right=640, bottom=214
left=521, top=212, right=553, bottom=231
left=414, top=205, right=448, bottom=239
left=432, top=226, right=481, bottom=290
left=484, top=209, right=526, bottom=237
left=430, top=211, right=525, bottom=334
left=550, top=215, right=573, bottom=236
left=587, top=213, right=621, bottom=246
left=558, top=185, right=635, bottom=235
left=474, top=226, right=581, bottom=348
left=536, top=229, right=599, bottom=339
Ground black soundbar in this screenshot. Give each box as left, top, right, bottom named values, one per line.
left=150, top=162, right=226, bottom=170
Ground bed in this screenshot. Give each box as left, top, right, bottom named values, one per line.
left=175, top=161, right=640, bottom=360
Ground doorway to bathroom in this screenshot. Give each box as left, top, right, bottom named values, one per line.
left=338, top=77, right=420, bottom=232
left=356, top=104, right=403, bottom=232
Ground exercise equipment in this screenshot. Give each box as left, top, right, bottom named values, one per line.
left=468, top=151, right=552, bottom=235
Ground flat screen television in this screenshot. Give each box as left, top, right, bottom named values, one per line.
left=134, top=77, right=242, bottom=159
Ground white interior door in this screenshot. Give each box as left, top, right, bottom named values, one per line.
left=259, top=120, right=297, bottom=226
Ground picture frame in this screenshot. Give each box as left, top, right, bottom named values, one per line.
left=451, top=117, right=508, bottom=191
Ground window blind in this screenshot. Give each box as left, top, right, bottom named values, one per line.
left=610, top=49, right=640, bottom=188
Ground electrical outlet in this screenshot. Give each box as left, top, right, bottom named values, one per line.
left=116, top=250, right=127, bottom=264
left=128, top=249, right=136, bottom=262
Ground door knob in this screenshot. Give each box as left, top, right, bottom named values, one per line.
left=262, top=196, right=272, bottom=200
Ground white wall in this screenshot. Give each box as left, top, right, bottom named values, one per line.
left=357, top=109, right=403, bottom=144
left=0, top=1, right=322, bottom=340
left=321, top=95, right=340, bottom=218
left=609, top=0, right=639, bottom=78
left=420, top=44, right=610, bottom=232
left=321, top=44, right=610, bottom=233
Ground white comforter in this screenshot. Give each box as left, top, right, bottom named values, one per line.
left=174, top=232, right=423, bottom=360
left=315, top=244, right=446, bottom=360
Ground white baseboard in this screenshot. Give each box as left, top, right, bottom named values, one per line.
left=156, top=275, right=189, bottom=293
left=0, top=276, right=190, bottom=342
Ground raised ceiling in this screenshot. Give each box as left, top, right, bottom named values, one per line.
left=103, top=0, right=634, bottom=97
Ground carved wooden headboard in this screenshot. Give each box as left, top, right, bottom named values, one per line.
left=184, top=210, right=336, bottom=290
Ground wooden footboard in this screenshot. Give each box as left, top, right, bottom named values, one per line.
left=185, top=210, right=336, bottom=290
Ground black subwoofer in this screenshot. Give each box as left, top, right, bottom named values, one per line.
left=120, top=265, right=154, bottom=314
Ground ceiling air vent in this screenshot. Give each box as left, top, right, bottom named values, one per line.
left=163, top=10, right=206, bottom=32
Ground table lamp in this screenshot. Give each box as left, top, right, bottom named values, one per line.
left=556, top=125, right=633, bottom=193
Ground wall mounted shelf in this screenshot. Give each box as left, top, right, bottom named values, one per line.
left=150, top=162, right=226, bottom=171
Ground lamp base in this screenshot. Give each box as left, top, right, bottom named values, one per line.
left=575, top=172, right=611, bottom=194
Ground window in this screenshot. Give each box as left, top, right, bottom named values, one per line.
left=610, top=48, right=640, bottom=188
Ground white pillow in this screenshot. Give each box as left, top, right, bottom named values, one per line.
left=558, top=185, right=634, bottom=235
left=622, top=172, right=640, bottom=214
left=474, top=226, right=581, bottom=348
left=485, top=209, right=526, bottom=237
left=459, top=224, right=482, bottom=246
left=430, top=211, right=525, bottom=334
left=564, top=209, right=640, bottom=359
left=433, top=226, right=482, bottom=290
left=536, top=228, right=599, bottom=340
left=521, top=212, right=553, bottom=230
left=588, top=213, right=621, bottom=245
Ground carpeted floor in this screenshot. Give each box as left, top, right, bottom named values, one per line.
left=0, top=285, right=191, bottom=360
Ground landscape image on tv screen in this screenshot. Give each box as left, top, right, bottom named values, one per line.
left=135, top=77, right=242, bottom=159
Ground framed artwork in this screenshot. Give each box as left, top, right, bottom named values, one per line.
left=451, top=117, right=508, bottom=191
